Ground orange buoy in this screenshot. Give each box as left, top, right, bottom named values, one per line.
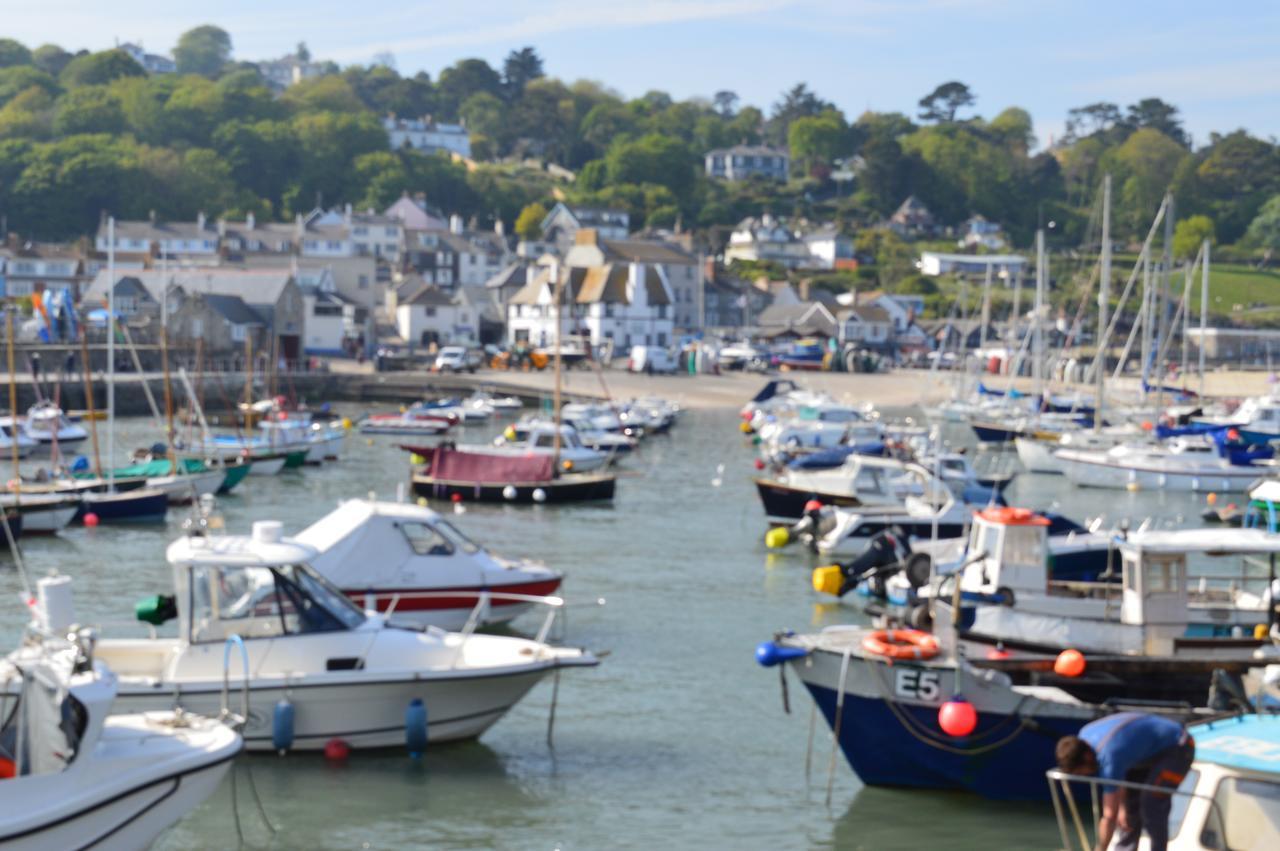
left=862, top=629, right=940, bottom=661
left=1054, top=648, right=1086, bottom=677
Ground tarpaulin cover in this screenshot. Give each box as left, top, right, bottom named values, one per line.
left=407, top=446, right=553, bottom=483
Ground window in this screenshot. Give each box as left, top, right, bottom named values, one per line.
left=358, top=275, right=370, bottom=289
left=1207, top=776, right=1280, bottom=849
left=353, top=227, right=368, bottom=236
left=400, top=522, right=454, bottom=556
left=187, top=563, right=363, bottom=642
left=385, top=227, right=398, bottom=237
left=425, top=307, right=436, bottom=317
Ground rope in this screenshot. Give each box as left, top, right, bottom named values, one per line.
left=825, top=645, right=853, bottom=806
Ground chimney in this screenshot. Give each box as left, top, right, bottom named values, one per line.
left=704, top=257, right=715, bottom=280
left=246, top=212, right=255, bottom=230
left=574, top=228, right=599, bottom=247
left=295, top=213, right=304, bottom=239
left=797, top=279, right=810, bottom=301
left=148, top=209, right=156, bottom=224
left=216, top=218, right=226, bottom=237
left=344, top=203, right=352, bottom=226
left=494, top=218, right=505, bottom=237
left=196, top=211, right=206, bottom=231
left=449, top=214, right=463, bottom=235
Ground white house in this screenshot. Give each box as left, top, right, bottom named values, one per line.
left=958, top=215, right=1007, bottom=251
left=919, top=251, right=1027, bottom=281
left=384, top=116, right=472, bottom=158
left=95, top=215, right=219, bottom=260
left=256, top=52, right=326, bottom=92
left=394, top=280, right=481, bottom=347
left=385, top=195, right=448, bottom=231
left=725, top=215, right=813, bottom=269
left=704, top=145, right=789, bottom=181
left=302, top=288, right=357, bottom=355
left=540, top=203, right=630, bottom=253
left=0, top=242, right=85, bottom=298
left=564, top=230, right=703, bottom=331
left=838, top=304, right=893, bottom=349
left=117, top=42, right=175, bottom=74
left=506, top=262, right=673, bottom=351
left=802, top=225, right=856, bottom=270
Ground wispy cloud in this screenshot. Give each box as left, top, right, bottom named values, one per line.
left=1081, top=58, right=1280, bottom=103
left=328, top=0, right=796, bottom=62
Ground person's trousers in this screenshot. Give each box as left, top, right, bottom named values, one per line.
left=1114, top=739, right=1196, bottom=851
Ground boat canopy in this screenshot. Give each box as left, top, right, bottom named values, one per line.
left=297, top=500, right=484, bottom=588
left=1191, top=715, right=1280, bottom=775
left=406, top=446, right=554, bottom=483
left=1120, top=527, right=1280, bottom=556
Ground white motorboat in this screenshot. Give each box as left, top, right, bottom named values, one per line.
left=815, top=490, right=976, bottom=558
left=92, top=520, right=597, bottom=751
left=755, top=454, right=940, bottom=523
left=0, top=402, right=88, bottom=458
left=513, top=416, right=635, bottom=456
left=0, top=586, right=240, bottom=849
left=1193, top=393, right=1280, bottom=443
left=489, top=422, right=609, bottom=473
left=0, top=425, right=36, bottom=458
left=1013, top=425, right=1141, bottom=474
left=358, top=409, right=457, bottom=436
left=297, top=498, right=564, bottom=631
left=1056, top=436, right=1268, bottom=492
left=467, top=391, right=522, bottom=413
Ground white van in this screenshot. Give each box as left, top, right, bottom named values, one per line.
left=628, top=345, right=677, bottom=374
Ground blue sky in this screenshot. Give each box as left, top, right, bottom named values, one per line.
left=9, top=0, right=1279, bottom=148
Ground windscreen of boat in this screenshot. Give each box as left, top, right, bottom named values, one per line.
left=435, top=520, right=481, bottom=554
left=189, top=563, right=364, bottom=642
left=1204, top=775, right=1280, bottom=849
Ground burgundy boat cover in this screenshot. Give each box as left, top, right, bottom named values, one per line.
left=404, top=445, right=553, bottom=483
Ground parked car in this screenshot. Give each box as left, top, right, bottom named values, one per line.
left=432, top=346, right=482, bottom=373
left=628, top=345, right=677, bottom=374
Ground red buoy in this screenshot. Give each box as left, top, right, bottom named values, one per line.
left=83, top=512, right=100, bottom=528
left=753, top=459, right=766, bottom=470
left=450, top=493, right=463, bottom=503
left=323, top=738, right=350, bottom=761
left=804, top=500, right=824, bottom=513
left=1054, top=648, right=1086, bottom=677
left=938, top=697, right=978, bottom=737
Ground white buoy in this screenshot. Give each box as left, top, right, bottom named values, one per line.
left=532, top=488, right=547, bottom=503
left=503, top=485, right=517, bottom=500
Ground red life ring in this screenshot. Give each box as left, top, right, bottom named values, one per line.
left=862, top=628, right=940, bottom=661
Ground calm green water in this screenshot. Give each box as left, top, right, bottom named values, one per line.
left=0, top=409, right=1219, bottom=849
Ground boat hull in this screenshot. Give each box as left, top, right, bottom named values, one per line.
left=77, top=489, right=168, bottom=522
left=754, top=478, right=865, bottom=523
left=349, top=576, right=565, bottom=631
left=411, top=473, right=616, bottom=504
left=217, top=460, right=252, bottom=493
left=1057, top=453, right=1265, bottom=492
left=112, top=666, right=556, bottom=750
left=1014, top=436, right=1065, bottom=474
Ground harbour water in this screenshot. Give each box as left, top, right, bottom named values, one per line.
left=0, top=409, right=1223, bottom=849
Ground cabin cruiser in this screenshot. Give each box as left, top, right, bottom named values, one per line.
left=412, top=398, right=490, bottom=425
left=297, top=498, right=564, bottom=631
left=755, top=454, right=954, bottom=523
left=489, top=422, right=610, bottom=473
left=359, top=408, right=457, bottom=436
left=0, top=581, right=240, bottom=848
left=0, top=424, right=36, bottom=459
left=1194, top=393, right=1280, bottom=444
left=0, top=402, right=88, bottom=458
left=512, top=417, right=635, bottom=456
left=1056, top=435, right=1270, bottom=492
left=466, top=392, right=522, bottom=416
left=1014, top=425, right=1142, bottom=474
left=91, top=520, right=596, bottom=750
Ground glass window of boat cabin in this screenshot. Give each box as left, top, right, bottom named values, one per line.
left=1204, top=775, right=1280, bottom=849
left=185, top=563, right=365, bottom=642
left=401, top=520, right=480, bottom=555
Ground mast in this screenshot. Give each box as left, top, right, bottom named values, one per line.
left=1095, top=174, right=1111, bottom=432
left=551, top=261, right=563, bottom=469
left=1198, top=239, right=1208, bottom=399
left=6, top=311, right=19, bottom=500
left=106, top=216, right=115, bottom=489
left=78, top=328, right=102, bottom=478
left=1157, top=192, right=1174, bottom=412
left=1033, top=229, right=1045, bottom=400
left=979, top=262, right=992, bottom=353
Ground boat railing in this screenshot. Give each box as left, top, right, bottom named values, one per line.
left=1045, top=768, right=1226, bottom=851
left=369, top=590, right=567, bottom=666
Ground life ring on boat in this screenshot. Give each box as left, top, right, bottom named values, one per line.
left=862, top=628, right=939, bottom=660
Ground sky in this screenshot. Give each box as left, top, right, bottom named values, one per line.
left=7, top=0, right=1280, bottom=149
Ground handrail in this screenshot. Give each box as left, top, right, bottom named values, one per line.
left=362, top=589, right=568, bottom=669
left=1045, top=768, right=1228, bottom=851
left=220, top=634, right=250, bottom=728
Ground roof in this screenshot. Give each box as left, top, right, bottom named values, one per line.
left=101, top=219, right=212, bottom=242
left=706, top=144, right=790, bottom=157
left=484, top=262, right=529, bottom=290
left=575, top=265, right=630, bottom=304
left=599, top=238, right=696, bottom=265
left=756, top=302, right=837, bottom=337
left=843, top=304, right=891, bottom=324
left=400, top=283, right=455, bottom=307
left=167, top=527, right=317, bottom=568
left=202, top=294, right=265, bottom=326
left=1120, top=527, right=1280, bottom=555
left=84, top=269, right=295, bottom=307
left=1190, top=714, right=1280, bottom=776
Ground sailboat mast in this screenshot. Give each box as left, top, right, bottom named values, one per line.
left=1157, top=192, right=1174, bottom=412
left=6, top=312, right=19, bottom=499
left=979, top=263, right=991, bottom=353
left=551, top=262, right=563, bottom=467
left=107, top=216, right=115, bottom=488
left=1198, top=236, right=1208, bottom=396
left=78, top=328, right=102, bottom=477
left=1033, top=229, right=1045, bottom=399
left=1096, top=174, right=1111, bottom=432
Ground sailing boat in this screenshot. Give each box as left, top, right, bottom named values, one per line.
left=408, top=261, right=616, bottom=503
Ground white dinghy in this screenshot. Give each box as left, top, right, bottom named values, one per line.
left=93, top=520, right=597, bottom=751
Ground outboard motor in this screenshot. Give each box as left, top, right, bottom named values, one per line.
left=837, top=529, right=910, bottom=596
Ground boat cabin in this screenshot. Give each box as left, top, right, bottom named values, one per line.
left=171, top=521, right=366, bottom=644
left=499, top=422, right=589, bottom=452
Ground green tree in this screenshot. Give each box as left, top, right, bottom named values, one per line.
left=988, top=107, right=1034, bottom=155
left=173, top=25, right=232, bottom=78
left=60, top=50, right=145, bottom=87
left=1172, top=215, right=1214, bottom=260
left=0, top=86, right=53, bottom=139
left=458, top=92, right=505, bottom=142
left=788, top=112, right=847, bottom=176
left=212, top=119, right=299, bottom=207
left=604, top=133, right=695, bottom=201
left=1245, top=194, right=1280, bottom=253
left=435, top=58, right=502, bottom=118
left=1108, top=128, right=1190, bottom=235
left=282, top=76, right=365, bottom=113
left=918, top=81, right=975, bottom=123
left=514, top=202, right=547, bottom=239
left=291, top=112, right=387, bottom=209
left=1124, top=98, right=1186, bottom=147
left=0, top=39, right=31, bottom=68
left=52, top=86, right=125, bottom=135
left=767, top=83, right=832, bottom=145
left=502, top=47, right=543, bottom=99
left=31, top=44, right=73, bottom=77
left=0, top=67, right=58, bottom=108
left=1187, top=131, right=1280, bottom=243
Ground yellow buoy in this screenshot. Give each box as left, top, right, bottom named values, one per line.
left=410, top=453, right=426, bottom=465
left=341, top=417, right=353, bottom=430
left=764, top=527, right=790, bottom=549
left=1126, top=482, right=1140, bottom=492
left=812, top=565, right=844, bottom=596
left=739, top=421, right=753, bottom=434
left=504, top=426, right=517, bottom=441
left=417, top=497, right=428, bottom=507
left=1256, top=623, right=1270, bottom=640
left=563, top=460, right=574, bottom=471
left=366, top=438, right=374, bottom=446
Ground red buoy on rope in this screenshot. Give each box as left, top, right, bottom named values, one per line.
left=938, top=697, right=978, bottom=737
left=324, top=738, right=350, bottom=761
left=83, top=512, right=100, bottom=528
